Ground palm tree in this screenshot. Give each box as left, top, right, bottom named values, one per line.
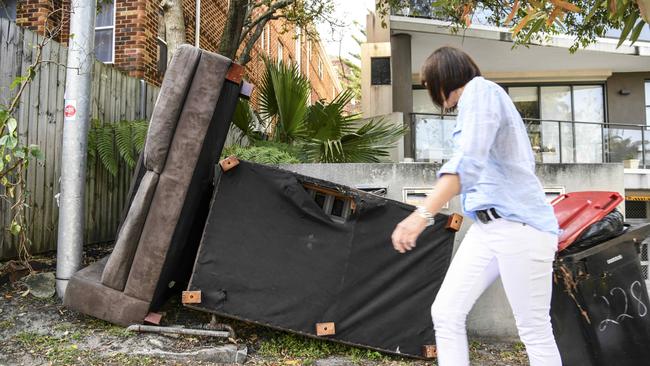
left=232, top=59, right=406, bottom=163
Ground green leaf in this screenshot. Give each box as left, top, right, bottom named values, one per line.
left=0, top=177, right=7, bottom=185
left=0, top=109, right=8, bottom=124
left=5, top=154, right=10, bottom=162
left=10, top=76, right=28, bottom=90
left=0, top=135, right=7, bottom=146
left=6, top=118, right=17, bottom=134
left=0, top=160, right=4, bottom=172
left=115, top=121, right=136, bottom=168
left=30, top=147, right=44, bottom=160
left=6, top=136, right=17, bottom=149
left=10, top=221, right=21, bottom=236
left=618, top=13, right=639, bottom=47
left=96, top=124, right=118, bottom=176
left=14, top=150, right=25, bottom=159
left=630, top=20, right=647, bottom=44
left=259, top=58, right=311, bottom=143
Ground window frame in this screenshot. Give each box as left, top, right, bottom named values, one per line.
left=643, top=79, right=650, bottom=125
left=94, top=0, right=116, bottom=64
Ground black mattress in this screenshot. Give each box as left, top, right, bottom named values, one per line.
left=185, top=161, right=458, bottom=358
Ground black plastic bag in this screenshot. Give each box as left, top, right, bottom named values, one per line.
left=565, top=209, right=626, bottom=253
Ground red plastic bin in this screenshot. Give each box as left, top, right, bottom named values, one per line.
left=551, top=191, right=623, bottom=252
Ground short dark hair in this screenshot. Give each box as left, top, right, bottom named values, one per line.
left=420, top=46, right=481, bottom=110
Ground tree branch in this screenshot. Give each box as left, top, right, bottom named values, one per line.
left=239, top=0, right=294, bottom=45
left=238, top=17, right=271, bottom=66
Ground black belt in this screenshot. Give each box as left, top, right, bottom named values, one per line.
left=476, top=208, right=501, bottom=224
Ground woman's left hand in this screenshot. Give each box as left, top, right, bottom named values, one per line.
left=391, top=213, right=428, bottom=253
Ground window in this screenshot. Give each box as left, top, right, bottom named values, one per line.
left=318, top=57, right=323, bottom=79
left=304, top=183, right=354, bottom=223
left=295, top=27, right=301, bottom=72
left=370, top=57, right=391, bottom=85
left=157, top=10, right=167, bottom=74
left=95, top=0, right=115, bottom=63
left=260, top=27, right=265, bottom=51
left=645, top=80, right=650, bottom=125
left=277, top=42, right=283, bottom=64
left=505, top=84, right=605, bottom=164
left=0, top=0, right=17, bottom=21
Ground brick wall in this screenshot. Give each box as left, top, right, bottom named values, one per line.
left=16, top=0, right=342, bottom=104
left=16, top=0, right=61, bottom=39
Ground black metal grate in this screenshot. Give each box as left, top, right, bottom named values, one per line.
left=626, top=200, right=647, bottom=219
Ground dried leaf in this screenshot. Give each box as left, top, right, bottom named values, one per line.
left=638, top=0, right=650, bottom=22
left=550, top=0, right=581, bottom=12
left=513, top=10, right=537, bottom=35
left=505, top=0, right=521, bottom=25
left=609, top=0, right=617, bottom=16
left=547, top=7, right=564, bottom=26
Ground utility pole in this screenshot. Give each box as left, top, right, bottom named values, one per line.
left=56, top=0, right=96, bottom=298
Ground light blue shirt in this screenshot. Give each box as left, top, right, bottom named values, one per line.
left=437, top=76, right=559, bottom=235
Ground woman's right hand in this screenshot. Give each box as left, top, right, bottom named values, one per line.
left=391, top=212, right=428, bottom=253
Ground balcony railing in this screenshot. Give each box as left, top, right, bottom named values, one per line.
left=411, top=113, right=650, bottom=168
left=390, top=0, right=496, bottom=27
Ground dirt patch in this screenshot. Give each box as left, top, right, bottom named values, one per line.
left=0, top=246, right=528, bottom=366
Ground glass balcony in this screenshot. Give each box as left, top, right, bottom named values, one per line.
left=411, top=113, right=650, bottom=168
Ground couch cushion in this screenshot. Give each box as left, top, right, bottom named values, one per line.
left=144, top=45, right=202, bottom=173
left=101, top=171, right=160, bottom=291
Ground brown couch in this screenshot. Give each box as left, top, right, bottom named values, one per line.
left=63, top=45, right=244, bottom=326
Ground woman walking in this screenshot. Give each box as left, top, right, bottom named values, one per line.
left=391, top=46, right=562, bottom=366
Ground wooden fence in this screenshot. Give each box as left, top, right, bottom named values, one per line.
left=0, top=19, right=160, bottom=259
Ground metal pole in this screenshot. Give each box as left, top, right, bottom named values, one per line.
left=56, top=0, right=96, bottom=298
left=195, top=0, right=201, bottom=47
left=127, top=324, right=230, bottom=338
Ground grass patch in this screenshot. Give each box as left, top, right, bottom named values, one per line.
left=105, top=325, right=135, bottom=338
left=14, top=331, right=154, bottom=365
left=0, top=319, right=15, bottom=330
left=258, top=332, right=391, bottom=364
left=15, top=331, right=86, bottom=364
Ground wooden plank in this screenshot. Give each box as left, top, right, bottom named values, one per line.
left=32, top=37, right=52, bottom=251
left=25, top=31, right=40, bottom=252
left=52, top=44, right=66, bottom=249
left=42, top=42, right=60, bottom=248
left=0, top=19, right=10, bottom=105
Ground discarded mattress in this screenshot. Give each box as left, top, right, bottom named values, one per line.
left=183, top=159, right=462, bottom=359
left=63, top=45, right=246, bottom=326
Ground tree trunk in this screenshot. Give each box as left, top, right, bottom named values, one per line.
left=161, top=0, right=186, bottom=63
left=219, top=0, right=248, bottom=60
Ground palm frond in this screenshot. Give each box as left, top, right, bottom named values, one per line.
left=115, top=121, right=136, bottom=168
left=96, top=124, right=118, bottom=176
left=303, top=117, right=407, bottom=163
left=132, top=120, right=149, bottom=153
left=260, top=58, right=310, bottom=143
left=232, top=98, right=263, bottom=143
left=304, top=89, right=357, bottom=141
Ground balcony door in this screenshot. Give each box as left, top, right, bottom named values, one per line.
left=507, top=84, right=605, bottom=164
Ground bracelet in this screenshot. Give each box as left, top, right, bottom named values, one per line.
left=414, top=206, right=435, bottom=227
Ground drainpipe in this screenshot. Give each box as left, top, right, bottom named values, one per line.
left=56, top=0, right=97, bottom=298
left=195, top=0, right=201, bottom=47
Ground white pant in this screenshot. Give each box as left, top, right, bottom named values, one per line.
left=431, top=218, right=562, bottom=366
